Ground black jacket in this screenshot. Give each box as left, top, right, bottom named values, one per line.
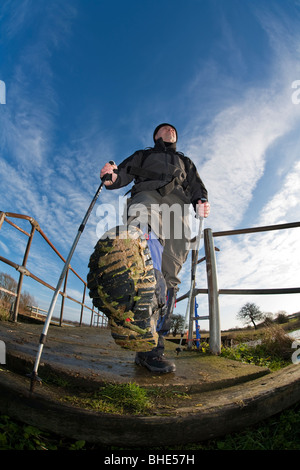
left=107, top=138, right=208, bottom=209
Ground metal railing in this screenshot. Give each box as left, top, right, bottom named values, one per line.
left=177, top=221, right=300, bottom=354
left=1, top=212, right=299, bottom=351
left=0, top=211, right=107, bottom=327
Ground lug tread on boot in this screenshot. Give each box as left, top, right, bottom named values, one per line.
left=87, top=225, right=158, bottom=351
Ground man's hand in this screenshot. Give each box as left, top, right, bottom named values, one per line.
left=196, top=200, right=210, bottom=218
left=100, top=162, right=118, bottom=186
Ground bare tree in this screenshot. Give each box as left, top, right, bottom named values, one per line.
left=0, top=272, right=17, bottom=304
left=0, top=272, right=36, bottom=315
left=19, top=290, right=36, bottom=313
left=170, top=314, right=185, bottom=336
left=237, top=302, right=264, bottom=330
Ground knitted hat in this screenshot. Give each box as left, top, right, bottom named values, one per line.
left=153, top=123, right=178, bottom=142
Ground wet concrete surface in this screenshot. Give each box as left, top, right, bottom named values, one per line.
left=0, top=320, right=269, bottom=392
left=1, top=320, right=300, bottom=446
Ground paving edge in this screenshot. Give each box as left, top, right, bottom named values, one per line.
left=0, top=364, right=300, bottom=447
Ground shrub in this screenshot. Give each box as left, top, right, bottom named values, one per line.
left=221, top=325, right=293, bottom=370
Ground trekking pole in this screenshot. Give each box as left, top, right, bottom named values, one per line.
left=176, top=215, right=204, bottom=355
left=28, top=162, right=115, bottom=392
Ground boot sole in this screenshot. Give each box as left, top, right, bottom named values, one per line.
left=87, top=225, right=158, bottom=351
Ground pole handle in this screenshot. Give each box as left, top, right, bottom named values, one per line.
left=101, top=160, right=116, bottom=182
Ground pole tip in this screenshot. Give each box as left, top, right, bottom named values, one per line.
left=26, top=371, right=42, bottom=392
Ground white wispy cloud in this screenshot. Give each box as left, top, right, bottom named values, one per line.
left=181, top=4, right=300, bottom=236
left=184, top=79, right=300, bottom=232
left=0, top=1, right=77, bottom=164
left=177, top=6, right=300, bottom=326
left=259, top=161, right=300, bottom=225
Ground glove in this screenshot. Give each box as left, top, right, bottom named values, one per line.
left=196, top=200, right=210, bottom=218
left=100, top=162, right=118, bottom=186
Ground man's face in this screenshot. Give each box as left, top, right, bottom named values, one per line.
left=155, top=125, right=177, bottom=143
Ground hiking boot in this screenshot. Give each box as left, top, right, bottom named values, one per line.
left=135, top=350, right=176, bottom=374
left=87, top=225, right=158, bottom=351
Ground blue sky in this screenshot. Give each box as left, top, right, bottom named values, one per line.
left=1, top=0, right=300, bottom=330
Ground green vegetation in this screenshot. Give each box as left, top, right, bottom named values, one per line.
left=1, top=400, right=300, bottom=450
left=194, top=402, right=300, bottom=450
left=63, top=382, right=153, bottom=415
left=0, top=414, right=85, bottom=450
left=61, top=382, right=192, bottom=417
left=220, top=324, right=294, bottom=371
left=0, top=317, right=299, bottom=450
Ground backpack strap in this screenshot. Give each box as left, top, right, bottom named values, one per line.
left=124, top=148, right=190, bottom=197
left=127, top=165, right=171, bottom=182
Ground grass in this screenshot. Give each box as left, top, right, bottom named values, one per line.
left=0, top=307, right=10, bottom=321
left=61, top=382, right=192, bottom=416
left=197, top=402, right=300, bottom=450
left=0, top=414, right=85, bottom=450
left=62, top=382, right=153, bottom=415
left=220, top=324, right=294, bottom=371
left=1, top=401, right=300, bottom=450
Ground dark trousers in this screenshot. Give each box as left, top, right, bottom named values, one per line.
left=125, top=190, right=190, bottom=290
left=125, top=191, right=190, bottom=350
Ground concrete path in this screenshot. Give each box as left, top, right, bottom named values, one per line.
left=1, top=320, right=300, bottom=447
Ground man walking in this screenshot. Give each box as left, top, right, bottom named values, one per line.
left=88, top=123, right=210, bottom=373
